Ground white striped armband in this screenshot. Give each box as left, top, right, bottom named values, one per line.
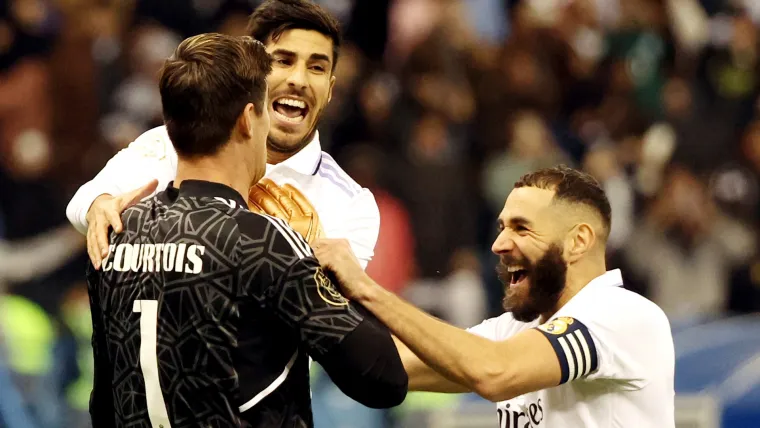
left=535, top=317, right=598, bottom=384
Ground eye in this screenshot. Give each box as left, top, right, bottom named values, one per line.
left=514, top=225, right=529, bottom=233
left=310, top=65, right=326, bottom=72
left=275, top=58, right=291, bottom=66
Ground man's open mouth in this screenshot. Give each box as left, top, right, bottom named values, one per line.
left=272, top=97, right=309, bottom=124
left=508, top=266, right=528, bottom=287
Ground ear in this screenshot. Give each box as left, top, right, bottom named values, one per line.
left=565, top=223, right=596, bottom=263
left=236, top=103, right=256, bottom=140
left=327, top=74, right=336, bottom=104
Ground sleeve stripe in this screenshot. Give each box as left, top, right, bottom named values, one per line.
left=239, top=349, right=299, bottom=412
left=567, top=333, right=585, bottom=380
left=270, top=216, right=312, bottom=257
left=558, top=337, right=576, bottom=382
left=261, top=215, right=306, bottom=259
left=575, top=329, right=593, bottom=378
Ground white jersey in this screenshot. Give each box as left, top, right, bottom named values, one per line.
left=66, top=126, right=380, bottom=268
left=468, top=269, right=675, bottom=428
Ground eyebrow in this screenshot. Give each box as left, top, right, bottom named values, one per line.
left=499, top=216, right=533, bottom=229
left=270, top=49, right=331, bottom=64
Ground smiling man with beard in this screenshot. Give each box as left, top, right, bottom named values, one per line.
left=313, top=165, right=676, bottom=428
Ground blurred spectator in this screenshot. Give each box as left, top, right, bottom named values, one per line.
left=392, top=113, right=485, bottom=328
left=482, top=110, right=573, bottom=216
left=620, top=166, right=756, bottom=319
left=342, top=144, right=414, bottom=295
left=100, top=24, right=180, bottom=149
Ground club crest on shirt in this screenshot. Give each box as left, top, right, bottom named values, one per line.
left=537, top=316, right=575, bottom=335
left=315, top=269, right=349, bottom=307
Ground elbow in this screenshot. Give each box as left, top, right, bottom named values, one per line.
left=360, top=371, right=409, bottom=409
left=346, top=362, right=409, bottom=408
left=470, top=366, right=517, bottom=403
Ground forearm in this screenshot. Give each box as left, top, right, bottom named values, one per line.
left=66, top=131, right=176, bottom=233
left=394, top=337, right=471, bottom=393
left=357, top=279, right=504, bottom=394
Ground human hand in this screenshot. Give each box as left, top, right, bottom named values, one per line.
left=248, top=178, right=325, bottom=245
left=86, top=179, right=158, bottom=269
left=312, top=238, right=374, bottom=301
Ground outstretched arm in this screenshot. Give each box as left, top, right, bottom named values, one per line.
left=315, top=239, right=569, bottom=403
left=394, top=337, right=470, bottom=393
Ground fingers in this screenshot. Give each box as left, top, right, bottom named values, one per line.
left=262, top=179, right=302, bottom=217
left=95, top=215, right=112, bottom=262
left=86, top=221, right=102, bottom=269
left=283, top=184, right=316, bottom=216
left=122, top=179, right=159, bottom=210
left=86, top=212, right=112, bottom=269
left=104, top=208, right=124, bottom=235
left=248, top=181, right=289, bottom=219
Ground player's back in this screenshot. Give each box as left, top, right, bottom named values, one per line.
left=87, top=180, right=331, bottom=427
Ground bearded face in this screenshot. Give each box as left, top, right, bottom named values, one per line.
left=497, top=242, right=568, bottom=322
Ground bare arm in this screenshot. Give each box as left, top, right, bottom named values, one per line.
left=314, top=239, right=566, bottom=403
left=393, top=336, right=471, bottom=393
left=362, top=284, right=560, bottom=402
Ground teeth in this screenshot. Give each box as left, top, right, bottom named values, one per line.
left=276, top=98, right=306, bottom=109
left=273, top=110, right=305, bottom=124
left=507, top=267, right=523, bottom=273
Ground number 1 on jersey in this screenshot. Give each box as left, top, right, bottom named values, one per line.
left=134, top=300, right=172, bottom=428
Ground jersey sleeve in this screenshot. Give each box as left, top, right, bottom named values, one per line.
left=534, top=317, right=599, bottom=385
left=269, top=255, right=365, bottom=357
left=534, top=291, right=673, bottom=390
left=66, top=126, right=177, bottom=234
left=237, top=213, right=365, bottom=358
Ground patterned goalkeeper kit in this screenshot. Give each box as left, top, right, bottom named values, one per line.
left=86, top=180, right=368, bottom=428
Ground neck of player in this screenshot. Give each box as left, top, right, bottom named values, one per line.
left=175, top=141, right=263, bottom=202
left=541, top=253, right=607, bottom=324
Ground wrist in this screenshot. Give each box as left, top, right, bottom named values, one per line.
left=353, top=275, right=385, bottom=304
left=90, top=193, right=113, bottom=209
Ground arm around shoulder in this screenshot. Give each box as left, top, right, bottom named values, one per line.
left=66, top=127, right=177, bottom=234
left=245, top=214, right=407, bottom=407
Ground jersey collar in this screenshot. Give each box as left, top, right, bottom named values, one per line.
left=171, top=180, right=248, bottom=207
left=586, top=269, right=624, bottom=289
left=266, top=131, right=322, bottom=176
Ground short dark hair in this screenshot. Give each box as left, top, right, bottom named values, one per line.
left=159, top=33, right=273, bottom=158
left=247, top=0, right=341, bottom=71
left=514, top=165, right=612, bottom=238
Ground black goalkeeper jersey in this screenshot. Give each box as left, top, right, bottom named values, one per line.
left=86, top=180, right=406, bottom=428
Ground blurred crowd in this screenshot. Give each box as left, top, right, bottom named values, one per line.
left=1, top=0, right=760, bottom=426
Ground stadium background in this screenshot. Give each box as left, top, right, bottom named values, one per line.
left=1, top=0, right=759, bottom=427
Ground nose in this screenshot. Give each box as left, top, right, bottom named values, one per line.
left=491, top=230, right=515, bottom=255
left=286, top=62, right=308, bottom=90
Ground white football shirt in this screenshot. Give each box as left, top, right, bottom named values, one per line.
left=66, top=126, right=380, bottom=268
left=468, top=269, right=675, bottom=428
